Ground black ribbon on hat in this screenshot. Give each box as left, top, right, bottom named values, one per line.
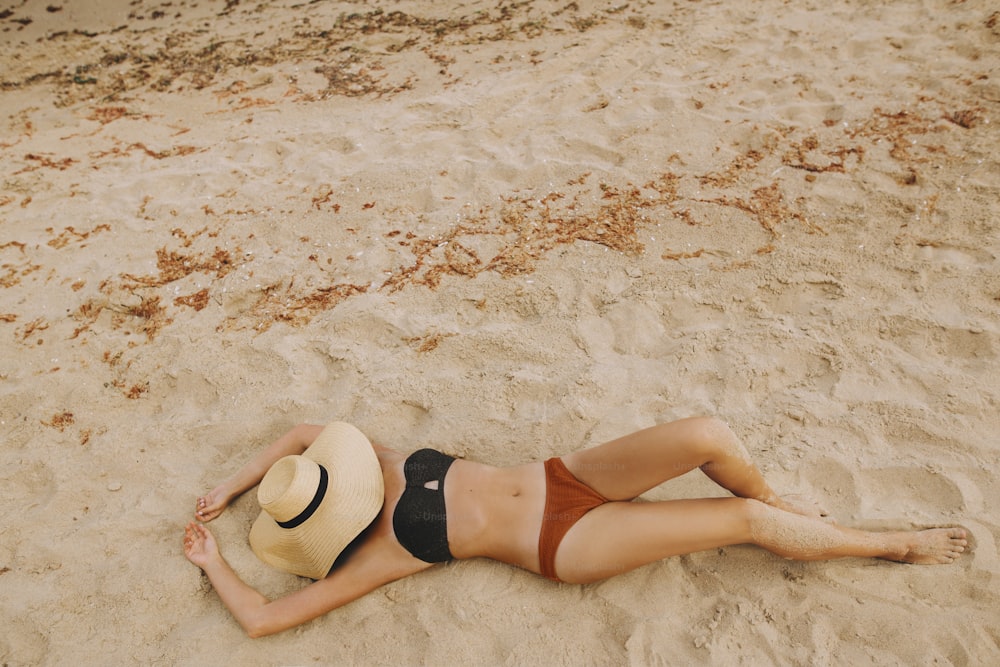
left=277, top=464, right=329, bottom=529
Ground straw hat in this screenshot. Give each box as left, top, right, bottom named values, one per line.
left=249, top=422, right=385, bottom=579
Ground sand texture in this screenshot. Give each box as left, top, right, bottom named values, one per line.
left=2, top=0, right=999, bottom=664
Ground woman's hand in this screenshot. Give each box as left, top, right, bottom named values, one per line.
left=192, top=424, right=324, bottom=524
left=196, top=484, right=232, bottom=522
left=184, top=522, right=222, bottom=570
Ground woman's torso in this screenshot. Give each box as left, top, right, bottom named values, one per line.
left=375, top=446, right=547, bottom=575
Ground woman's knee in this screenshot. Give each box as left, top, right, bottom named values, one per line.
left=666, top=416, right=736, bottom=460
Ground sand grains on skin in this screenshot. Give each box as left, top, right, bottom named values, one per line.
left=749, top=501, right=969, bottom=565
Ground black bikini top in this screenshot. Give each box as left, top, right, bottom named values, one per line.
left=392, top=448, right=456, bottom=563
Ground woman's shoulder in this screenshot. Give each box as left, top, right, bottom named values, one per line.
left=372, top=443, right=407, bottom=461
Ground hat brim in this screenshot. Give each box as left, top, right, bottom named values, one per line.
left=249, top=422, right=385, bottom=579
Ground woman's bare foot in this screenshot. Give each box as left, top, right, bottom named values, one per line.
left=884, top=527, right=968, bottom=564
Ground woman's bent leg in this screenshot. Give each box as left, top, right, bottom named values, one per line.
left=561, top=417, right=785, bottom=505
left=553, top=498, right=967, bottom=584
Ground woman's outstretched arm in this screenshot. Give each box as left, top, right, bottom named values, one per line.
left=184, top=522, right=269, bottom=632
left=196, top=423, right=325, bottom=521
left=183, top=522, right=427, bottom=637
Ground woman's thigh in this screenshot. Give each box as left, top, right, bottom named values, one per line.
left=560, top=417, right=728, bottom=500
left=553, top=497, right=752, bottom=584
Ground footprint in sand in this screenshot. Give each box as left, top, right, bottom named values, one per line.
left=879, top=314, right=996, bottom=377
left=858, top=466, right=965, bottom=517
left=2, top=458, right=56, bottom=516
left=914, top=242, right=995, bottom=268
left=0, top=615, right=49, bottom=666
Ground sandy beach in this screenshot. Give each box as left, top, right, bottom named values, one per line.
left=2, top=0, right=999, bottom=664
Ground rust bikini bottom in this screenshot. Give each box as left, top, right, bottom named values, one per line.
left=538, top=457, right=609, bottom=582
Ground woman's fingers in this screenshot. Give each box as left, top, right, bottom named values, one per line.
left=183, top=522, right=216, bottom=567
left=195, top=491, right=227, bottom=521
left=196, top=496, right=216, bottom=520
left=183, top=524, right=197, bottom=556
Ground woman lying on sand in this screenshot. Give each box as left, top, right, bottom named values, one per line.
left=183, top=417, right=967, bottom=637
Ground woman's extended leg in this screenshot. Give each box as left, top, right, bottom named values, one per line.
left=554, top=498, right=968, bottom=584
left=561, top=417, right=811, bottom=515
